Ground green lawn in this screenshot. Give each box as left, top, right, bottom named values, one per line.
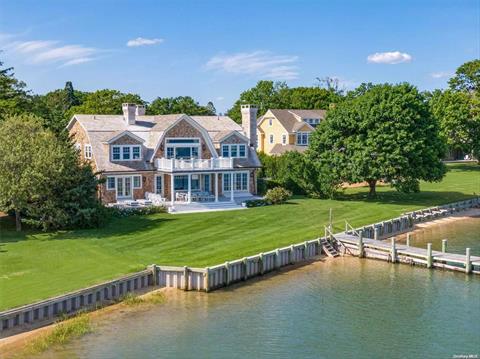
left=0, top=163, right=479, bottom=310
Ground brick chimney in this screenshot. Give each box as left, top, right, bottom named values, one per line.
left=241, top=104, right=258, bottom=148
left=122, top=103, right=136, bottom=125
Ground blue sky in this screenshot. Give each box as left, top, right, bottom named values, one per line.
left=0, top=0, right=478, bottom=112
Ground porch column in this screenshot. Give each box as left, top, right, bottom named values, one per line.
left=188, top=174, right=192, bottom=203
left=215, top=173, right=219, bottom=202
left=230, top=172, right=234, bottom=202
left=170, top=174, right=175, bottom=204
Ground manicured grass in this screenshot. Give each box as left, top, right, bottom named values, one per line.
left=0, top=163, right=478, bottom=310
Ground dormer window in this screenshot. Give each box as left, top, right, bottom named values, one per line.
left=111, top=145, right=142, bottom=161
left=305, top=118, right=320, bottom=126
left=165, top=138, right=200, bottom=160
left=112, top=147, right=121, bottom=160
left=221, top=144, right=247, bottom=158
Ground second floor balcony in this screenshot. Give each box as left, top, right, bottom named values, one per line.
left=155, top=157, right=234, bottom=172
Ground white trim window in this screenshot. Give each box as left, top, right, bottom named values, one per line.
left=305, top=118, right=320, bottom=126
left=223, top=172, right=249, bottom=192
left=282, top=134, right=287, bottom=145
left=269, top=118, right=273, bottom=126
left=223, top=173, right=231, bottom=191
left=107, top=177, right=116, bottom=190
left=221, top=144, right=247, bottom=158
left=84, top=144, right=92, bottom=159
left=155, top=175, right=163, bottom=195
left=111, top=145, right=142, bottom=161
left=296, top=132, right=310, bottom=146
left=165, top=138, right=200, bottom=160
left=269, top=135, right=274, bottom=144
left=74, top=143, right=81, bottom=151
left=133, top=175, right=142, bottom=189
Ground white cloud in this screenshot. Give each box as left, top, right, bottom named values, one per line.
left=216, top=96, right=225, bottom=101
left=367, top=51, right=412, bottom=64
left=430, top=71, right=452, bottom=79
left=4, top=37, right=100, bottom=67
left=61, top=57, right=95, bottom=67
left=31, top=45, right=97, bottom=64
left=14, top=40, right=58, bottom=53
left=205, top=51, right=299, bottom=80
left=127, top=37, right=164, bottom=47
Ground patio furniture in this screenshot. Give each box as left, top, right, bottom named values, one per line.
left=145, top=192, right=166, bottom=205
left=137, top=199, right=153, bottom=206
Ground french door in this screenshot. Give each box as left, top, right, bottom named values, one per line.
left=203, top=174, right=210, bottom=192
left=116, top=177, right=132, bottom=199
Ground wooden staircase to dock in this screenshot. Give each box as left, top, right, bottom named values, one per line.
left=320, top=238, right=340, bottom=257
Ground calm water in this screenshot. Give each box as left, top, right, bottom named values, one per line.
left=39, top=218, right=480, bottom=359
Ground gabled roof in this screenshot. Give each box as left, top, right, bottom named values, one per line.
left=152, top=115, right=219, bottom=162
left=106, top=130, right=145, bottom=144
left=213, top=130, right=249, bottom=143
left=68, top=113, right=260, bottom=172
left=258, top=109, right=326, bottom=133
left=270, top=144, right=308, bottom=155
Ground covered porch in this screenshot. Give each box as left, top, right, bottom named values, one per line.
left=162, top=171, right=250, bottom=205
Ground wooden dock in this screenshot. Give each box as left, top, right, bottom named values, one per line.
left=333, top=232, right=480, bottom=274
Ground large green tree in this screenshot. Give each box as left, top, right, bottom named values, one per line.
left=0, top=114, right=67, bottom=230
left=228, top=81, right=342, bottom=123
left=0, top=114, right=102, bottom=231
left=0, top=59, right=31, bottom=120
left=429, top=89, right=480, bottom=159
left=308, top=83, right=446, bottom=196
left=288, top=86, right=342, bottom=110
left=31, top=82, right=86, bottom=134
left=227, top=81, right=290, bottom=122
left=448, top=59, right=480, bottom=92
left=147, top=96, right=215, bottom=115
left=66, top=89, right=143, bottom=118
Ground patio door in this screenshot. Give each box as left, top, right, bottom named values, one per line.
left=116, top=177, right=132, bottom=199
left=203, top=174, right=210, bottom=192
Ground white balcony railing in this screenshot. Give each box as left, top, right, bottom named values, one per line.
left=155, top=157, right=234, bottom=171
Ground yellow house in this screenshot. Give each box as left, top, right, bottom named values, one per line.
left=257, top=109, right=326, bottom=155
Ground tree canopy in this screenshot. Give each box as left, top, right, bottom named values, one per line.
left=147, top=96, right=215, bottom=115
left=0, top=60, right=31, bottom=121
left=448, top=59, right=480, bottom=92
left=429, top=89, right=480, bottom=159
left=66, top=89, right=144, bottom=119
left=0, top=114, right=103, bottom=231
left=227, top=81, right=290, bottom=122
left=227, top=80, right=342, bottom=123
left=308, top=83, right=446, bottom=196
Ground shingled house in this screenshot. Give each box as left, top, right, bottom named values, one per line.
left=67, top=104, right=261, bottom=210
left=257, top=109, right=326, bottom=155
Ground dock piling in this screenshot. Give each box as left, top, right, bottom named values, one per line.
left=391, top=237, right=397, bottom=263
left=406, top=233, right=411, bottom=247
left=466, top=248, right=472, bottom=274
left=427, top=243, right=433, bottom=268
left=442, top=239, right=447, bottom=253
left=358, top=230, right=364, bottom=258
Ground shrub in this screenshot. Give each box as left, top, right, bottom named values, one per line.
left=108, top=205, right=167, bottom=218
left=257, top=151, right=340, bottom=198
left=264, top=187, right=292, bottom=205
